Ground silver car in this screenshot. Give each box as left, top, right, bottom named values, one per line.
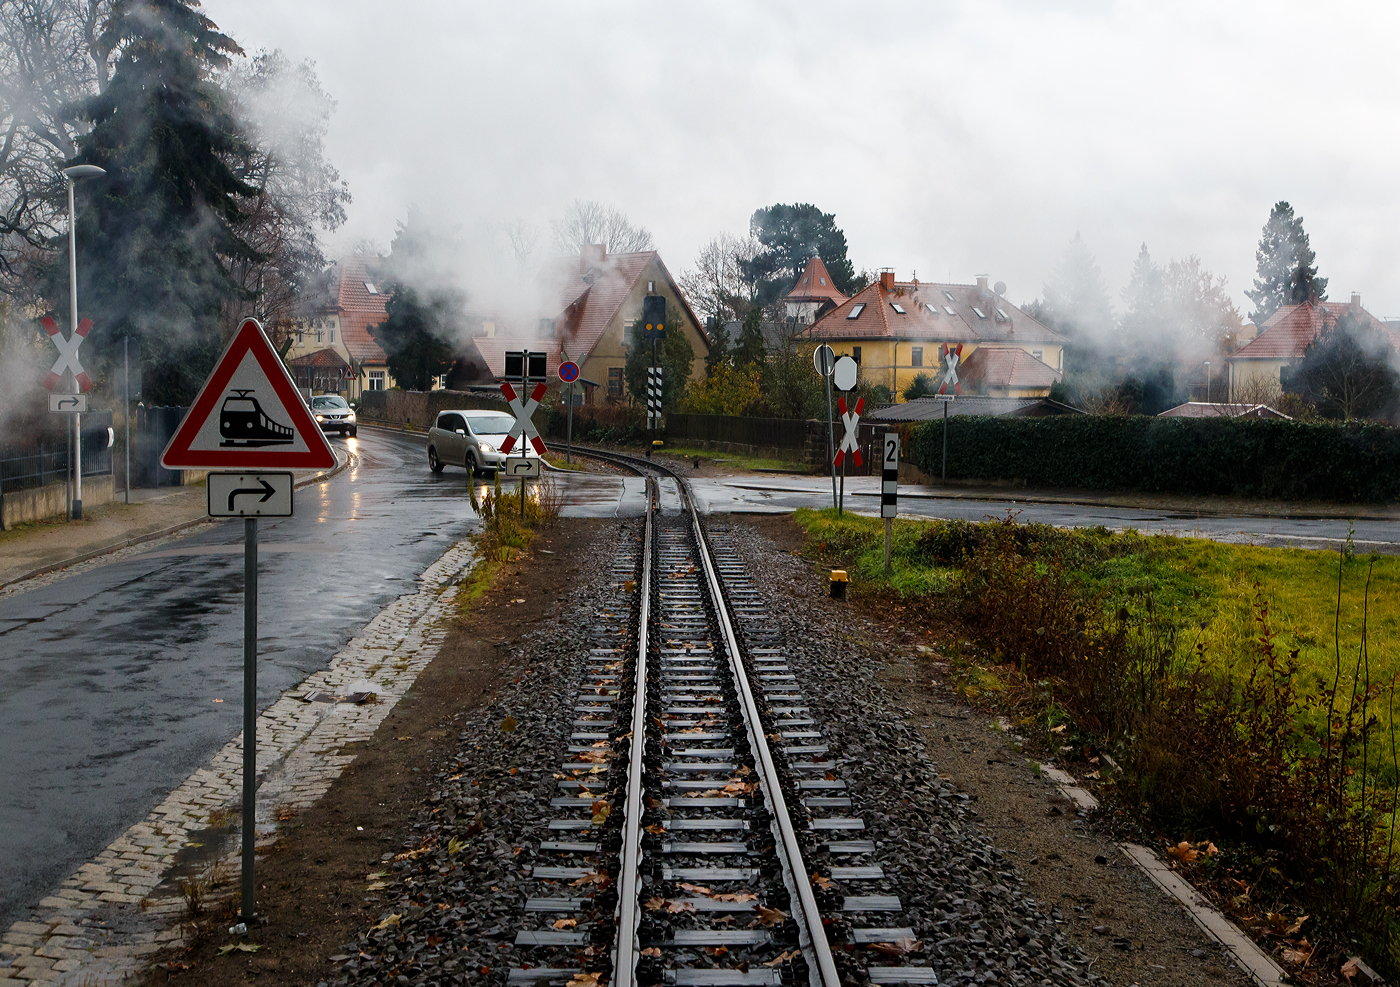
left=310, top=394, right=357, bottom=436
left=427, top=410, right=542, bottom=476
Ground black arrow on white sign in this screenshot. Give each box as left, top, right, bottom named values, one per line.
left=227, top=478, right=276, bottom=512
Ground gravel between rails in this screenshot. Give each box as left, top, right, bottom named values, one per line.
left=326, top=518, right=642, bottom=987
left=706, top=519, right=1112, bottom=987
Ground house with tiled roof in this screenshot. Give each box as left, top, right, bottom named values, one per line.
left=784, top=257, right=848, bottom=326
left=478, top=245, right=709, bottom=406
left=798, top=272, right=1067, bottom=400
left=1227, top=294, right=1398, bottom=401
left=281, top=255, right=394, bottom=400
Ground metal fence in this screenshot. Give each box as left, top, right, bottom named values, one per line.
left=665, top=413, right=814, bottom=449
left=131, top=406, right=188, bottom=487
left=0, top=410, right=113, bottom=494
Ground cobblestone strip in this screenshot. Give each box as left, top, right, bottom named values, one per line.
left=0, top=538, right=477, bottom=985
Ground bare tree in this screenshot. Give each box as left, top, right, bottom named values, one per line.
left=679, top=232, right=759, bottom=325
left=219, top=50, right=351, bottom=343
left=550, top=199, right=653, bottom=255
left=0, top=0, right=117, bottom=291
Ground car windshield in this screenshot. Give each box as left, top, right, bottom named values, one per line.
left=312, top=396, right=347, bottom=409
left=467, top=415, right=512, bottom=435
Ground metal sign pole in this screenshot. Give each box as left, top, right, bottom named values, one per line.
left=942, top=399, right=949, bottom=482
left=825, top=367, right=836, bottom=511
left=566, top=380, right=574, bottom=464
left=124, top=338, right=130, bottom=505
left=839, top=425, right=845, bottom=516
left=240, top=515, right=258, bottom=921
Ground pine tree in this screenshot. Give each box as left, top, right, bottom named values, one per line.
left=1040, top=233, right=1114, bottom=341
left=731, top=305, right=767, bottom=369
left=1119, top=244, right=1166, bottom=346
left=704, top=318, right=731, bottom=375
left=370, top=208, right=465, bottom=391
left=67, top=0, right=260, bottom=405
left=742, top=203, right=859, bottom=302
left=1246, top=201, right=1327, bottom=326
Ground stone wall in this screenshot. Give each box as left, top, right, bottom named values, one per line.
left=359, top=390, right=508, bottom=427
left=1, top=475, right=114, bottom=530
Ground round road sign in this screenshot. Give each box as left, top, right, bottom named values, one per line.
left=833, top=355, right=858, bottom=391
left=558, top=361, right=580, bottom=383
left=813, top=344, right=835, bottom=377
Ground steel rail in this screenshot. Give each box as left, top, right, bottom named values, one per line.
left=687, top=500, right=841, bottom=987
left=611, top=476, right=653, bottom=987
left=572, top=443, right=839, bottom=986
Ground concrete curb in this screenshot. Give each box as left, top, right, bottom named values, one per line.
left=0, top=450, right=353, bottom=591
left=1039, top=765, right=1288, bottom=987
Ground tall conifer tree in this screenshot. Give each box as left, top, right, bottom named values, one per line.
left=66, top=0, right=259, bottom=404
left=1245, top=201, right=1327, bottom=327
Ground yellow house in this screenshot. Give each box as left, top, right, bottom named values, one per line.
left=476, top=245, right=709, bottom=405
left=798, top=272, right=1067, bottom=399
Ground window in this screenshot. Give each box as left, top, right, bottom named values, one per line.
left=943, top=290, right=956, bottom=303
left=926, top=304, right=939, bottom=317
left=820, top=277, right=826, bottom=286
left=363, top=282, right=378, bottom=295
left=329, top=329, right=336, bottom=343
left=944, top=305, right=956, bottom=316
left=316, top=329, right=324, bottom=342
left=296, top=330, right=304, bottom=344
left=368, top=371, right=385, bottom=391
left=846, top=303, right=865, bottom=319
left=972, top=307, right=987, bottom=319
left=912, top=346, right=923, bottom=367
left=996, top=307, right=1010, bottom=321
left=852, top=346, right=862, bottom=365
left=608, top=366, right=623, bottom=397
left=890, top=302, right=906, bottom=314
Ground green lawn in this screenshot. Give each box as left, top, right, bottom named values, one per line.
left=794, top=508, right=1400, bottom=725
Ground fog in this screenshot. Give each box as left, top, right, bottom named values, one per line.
left=207, top=1, right=1400, bottom=318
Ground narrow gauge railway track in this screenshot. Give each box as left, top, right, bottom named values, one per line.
left=511, top=449, right=936, bottom=987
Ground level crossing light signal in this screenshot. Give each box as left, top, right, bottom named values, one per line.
left=643, top=295, right=666, bottom=341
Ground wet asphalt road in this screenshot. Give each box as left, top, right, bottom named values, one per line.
left=0, top=428, right=480, bottom=931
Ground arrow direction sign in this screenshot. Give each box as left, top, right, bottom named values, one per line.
left=161, top=318, right=336, bottom=470
left=499, top=380, right=548, bottom=455
left=49, top=392, right=87, bottom=413
left=207, top=472, right=294, bottom=517
left=833, top=395, right=865, bottom=468
left=502, top=456, right=541, bottom=478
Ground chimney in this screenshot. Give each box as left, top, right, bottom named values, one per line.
left=976, top=275, right=989, bottom=294
left=581, top=243, right=605, bottom=271
left=1351, top=292, right=1362, bottom=309
left=879, top=270, right=895, bottom=291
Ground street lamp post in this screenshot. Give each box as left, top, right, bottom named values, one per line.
left=63, top=164, right=105, bottom=520
left=1204, top=360, right=1211, bottom=405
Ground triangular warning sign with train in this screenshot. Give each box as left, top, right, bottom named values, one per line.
left=161, top=318, right=336, bottom=470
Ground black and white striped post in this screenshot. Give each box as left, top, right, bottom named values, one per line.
left=882, top=431, right=899, bottom=575
left=646, top=366, right=663, bottom=430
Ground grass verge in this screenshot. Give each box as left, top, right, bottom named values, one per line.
left=794, top=507, right=1400, bottom=981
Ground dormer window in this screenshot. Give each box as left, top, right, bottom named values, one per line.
left=820, top=277, right=826, bottom=286
left=847, top=303, right=866, bottom=319
left=890, top=302, right=906, bottom=314
left=972, top=307, right=987, bottom=319
left=363, top=282, right=378, bottom=295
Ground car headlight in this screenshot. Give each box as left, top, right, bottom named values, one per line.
left=346, top=411, right=356, bottom=420
left=479, top=441, right=496, bottom=453
left=315, top=414, right=324, bottom=422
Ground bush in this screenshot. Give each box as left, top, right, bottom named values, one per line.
left=911, top=414, right=1400, bottom=502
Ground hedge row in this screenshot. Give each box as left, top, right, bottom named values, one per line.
left=908, top=415, right=1400, bottom=502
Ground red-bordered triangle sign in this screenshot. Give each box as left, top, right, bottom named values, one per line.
left=161, top=318, right=337, bottom=470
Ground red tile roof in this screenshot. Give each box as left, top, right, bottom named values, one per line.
left=472, top=337, right=563, bottom=382
left=334, top=255, right=389, bottom=363
left=479, top=248, right=706, bottom=379
left=785, top=257, right=848, bottom=304
left=958, top=345, right=1062, bottom=391
left=287, top=348, right=349, bottom=368
left=1230, top=299, right=1398, bottom=361
left=799, top=278, right=1066, bottom=344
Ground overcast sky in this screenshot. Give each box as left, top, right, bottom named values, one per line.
left=208, top=0, right=1400, bottom=320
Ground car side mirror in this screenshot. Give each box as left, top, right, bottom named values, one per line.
left=455, top=429, right=466, bottom=436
